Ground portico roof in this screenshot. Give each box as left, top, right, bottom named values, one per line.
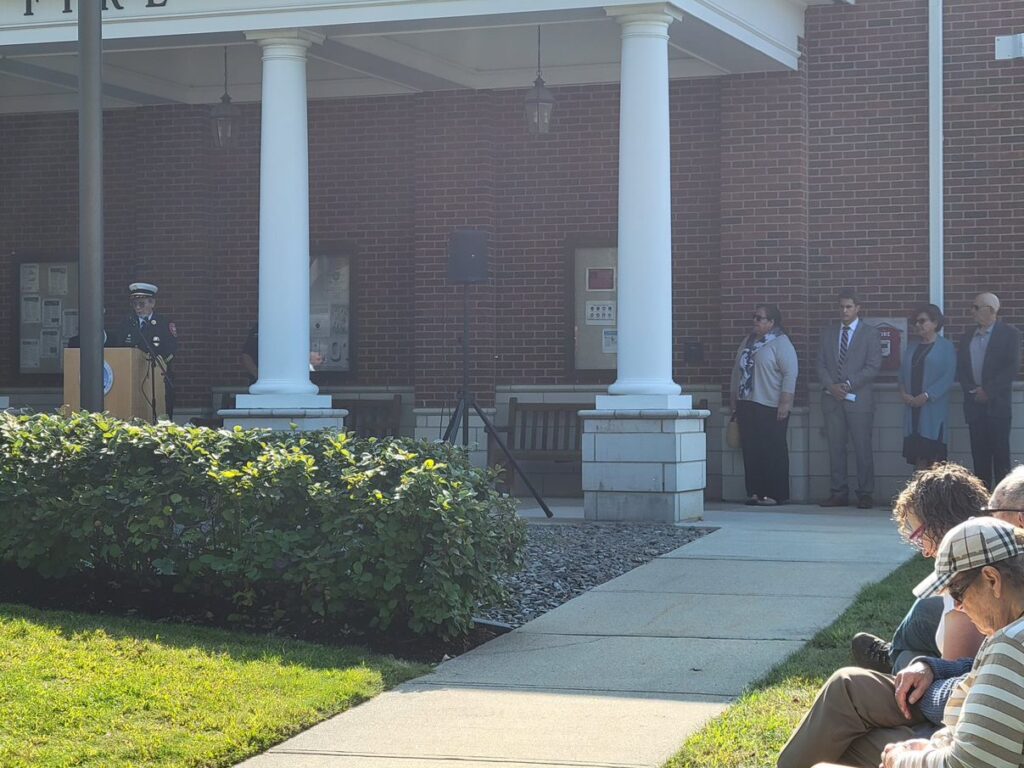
left=0, top=0, right=853, bottom=114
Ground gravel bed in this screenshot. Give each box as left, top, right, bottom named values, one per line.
left=476, top=522, right=714, bottom=628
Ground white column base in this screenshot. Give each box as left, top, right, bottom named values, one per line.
left=236, top=393, right=332, bottom=409
left=219, top=407, right=347, bottom=431
left=595, top=394, right=692, bottom=410
left=582, top=406, right=710, bottom=523
left=413, top=407, right=493, bottom=468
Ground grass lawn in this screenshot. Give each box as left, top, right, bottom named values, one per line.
left=0, top=603, right=429, bottom=768
left=664, top=555, right=934, bottom=768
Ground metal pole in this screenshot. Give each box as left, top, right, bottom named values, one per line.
left=79, top=0, right=105, bottom=410
left=928, top=0, right=944, bottom=313
left=462, top=282, right=470, bottom=447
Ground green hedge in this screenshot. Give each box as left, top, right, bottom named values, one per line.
left=0, top=411, right=525, bottom=639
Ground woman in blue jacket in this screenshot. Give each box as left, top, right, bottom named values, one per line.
left=899, top=304, right=957, bottom=469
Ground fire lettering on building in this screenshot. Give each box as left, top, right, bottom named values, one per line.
left=24, top=0, right=168, bottom=16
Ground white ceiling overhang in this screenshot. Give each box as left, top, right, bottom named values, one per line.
left=0, top=0, right=853, bottom=114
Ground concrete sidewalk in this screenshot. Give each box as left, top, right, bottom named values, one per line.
left=238, top=502, right=914, bottom=768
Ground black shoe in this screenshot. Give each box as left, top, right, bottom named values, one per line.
left=851, top=632, right=892, bottom=673
left=820, top=494, right=849, bottom=507
left=744, top=496, right=760, bottom=506
left=857, top=496, right=874, bottom=510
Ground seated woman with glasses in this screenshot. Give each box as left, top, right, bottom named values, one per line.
left=899, top=304, right=957, bottom=471
left=729, top=304, right=798, bottom=506
left=778, top=463, right=995, bottom=768
left=814, top=516, right=1024, bottom=768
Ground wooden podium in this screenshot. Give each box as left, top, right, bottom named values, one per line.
left=63, top=348, right=167, bottom=422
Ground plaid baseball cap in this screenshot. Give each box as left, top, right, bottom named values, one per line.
left=914, top=517, right=1024, bottom=598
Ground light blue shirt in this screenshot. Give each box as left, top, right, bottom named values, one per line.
left=838, top=317, right=860, bottom=357
left=970, top=325, right=992, bottom=387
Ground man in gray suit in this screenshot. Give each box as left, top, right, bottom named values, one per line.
left=817, top=289, right=883, bottom=509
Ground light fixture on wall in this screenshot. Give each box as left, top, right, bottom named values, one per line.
left=524, top=26, right=555, bottom=135
left=210, top=46, right=241, bottom=149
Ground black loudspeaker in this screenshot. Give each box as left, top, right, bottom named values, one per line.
left=447, top=229, right=489, bottom=284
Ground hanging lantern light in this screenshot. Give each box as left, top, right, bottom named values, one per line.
left=524, top=26, right=555, bottom=135
left=210, top=46, right=241, bottom=149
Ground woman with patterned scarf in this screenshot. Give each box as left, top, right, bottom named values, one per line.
left=729, top=303, right=799, bottom=505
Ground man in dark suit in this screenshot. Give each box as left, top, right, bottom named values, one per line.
left=817, top=289, right=883, bottom=509
left=112, top=282, right=178, bottom=418
left=957, top=292, right=1021, bottom=489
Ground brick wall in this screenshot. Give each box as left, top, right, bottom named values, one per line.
left=2, top=0, right=1024, bottom=411
left=942, top=0, right=1024, bottom=342
left=128, top=105, right=215, bottom=407
left=670, top=79, right=724, bottom=387
left=0, top=112, right=80, bottom=389
left=805, top=0, right=929, bottom=354
left=413, top=90, right=498, bottom=408
left=205, top=102, right=261, bottom=394
left=309, top=97, right=416, bottom=389
left=719, top=63, right=810, bottom=399
left=494, top=85, right=619, bottom=390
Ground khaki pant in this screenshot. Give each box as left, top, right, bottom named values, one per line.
left=777, top=667, right=924, bottom=768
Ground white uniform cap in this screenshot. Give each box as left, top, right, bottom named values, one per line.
left=128, top=282, right=158, bottom=297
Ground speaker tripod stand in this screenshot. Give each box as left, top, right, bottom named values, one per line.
left=443, top=282, right=553, bottom=518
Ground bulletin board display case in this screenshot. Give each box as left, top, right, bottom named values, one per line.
left=309, top=252, right=350, bottom=372
left=16, top=256, right=79, bottom=376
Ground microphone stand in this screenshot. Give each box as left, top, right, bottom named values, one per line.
left=125, top=317, right=173, bottom=424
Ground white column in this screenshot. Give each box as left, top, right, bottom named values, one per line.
left=240, top=29, right=327, bottom=409
left=602, top=5, right=683, bottom=408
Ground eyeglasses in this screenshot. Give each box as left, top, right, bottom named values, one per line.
left=973, top=304, right=992, bottom=312
left=914, top=318, right=930, bottom=326
left=907, top=522, right=927, bottom=549
left=947, top=570, right=982, bottom=607
left=979, top=507, right=1024, bottom=516
left=752, top=314, right=768, bottom=322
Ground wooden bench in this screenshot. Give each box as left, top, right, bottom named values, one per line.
left=330, top=395, right=403, bottom=438
left=492, top=398, right=591, bottom=497
left=503, top=398, right=587, bottom=459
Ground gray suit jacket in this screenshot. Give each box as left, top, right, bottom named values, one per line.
left=816, top=320, right=883, bottom=412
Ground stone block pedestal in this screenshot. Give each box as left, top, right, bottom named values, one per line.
left=219, top=393, right=347, bottom=431
left=219, top=409, right=348, bottom=431
left=581, top=400, right=711, bottom=523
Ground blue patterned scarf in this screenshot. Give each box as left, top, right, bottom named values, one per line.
left=738, top=332, right=782, bottom=400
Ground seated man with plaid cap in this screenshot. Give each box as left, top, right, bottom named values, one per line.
left=875, top=516, right=1024, bottom=768
left=797, top=515, right=1024, bottom=768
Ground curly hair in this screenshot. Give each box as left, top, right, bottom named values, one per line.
left=892, top=463, right=989, bottom=545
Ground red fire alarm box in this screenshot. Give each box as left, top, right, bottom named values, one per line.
left=876, top=322, right=902, bottom=372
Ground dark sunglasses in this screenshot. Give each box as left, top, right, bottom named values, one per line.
left=752, top=314, right=769, bottom=322
left=973, top=304, right=991, bottom=311
left=947, top=570, right=982, bottom=606
left=914, top=317, right=930, bottom=326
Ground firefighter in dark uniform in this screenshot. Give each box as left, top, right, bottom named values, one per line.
left=114, top=282, right=178, bottom=418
